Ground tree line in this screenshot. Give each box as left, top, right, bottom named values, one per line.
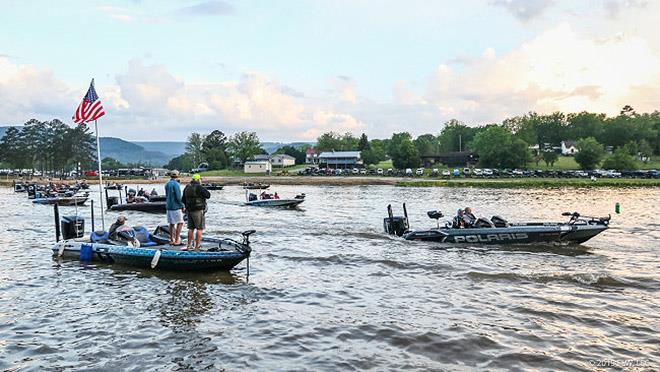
left=0, top=119, right=96, bottom=176
left=315, top=107, right=658, bottom=170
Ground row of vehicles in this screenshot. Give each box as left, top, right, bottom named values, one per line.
left=297, top=166, right=660, bottom=178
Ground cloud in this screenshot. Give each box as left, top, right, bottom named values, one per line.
left=603, top=0, right=648, bottom=18
left=490, top=0, right=555, bottom=22
left=333, top=76, right=357, bottom=104
left=97, top=6, right=135, bottom=22
left=421, top=23, right=660, bottom=125
left=177, top=1, right=234, bottom=16
left=0, top=57, right=76, bottom=124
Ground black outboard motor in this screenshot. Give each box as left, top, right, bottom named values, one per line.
left=106, top=196, right=119, bottom=208
left=491, top=215, right=509, bottom=227
left=61, top=216, right=85, bottom=240
left=384, top=204, right=409, bottom=237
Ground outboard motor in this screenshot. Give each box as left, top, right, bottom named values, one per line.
left=384, top=204, right=409, bottom=237
left=491, top=215, right=509, bottom=228
left=61, top=215, right=85, bottom=240
left=106, top=196, right=119, bottom=208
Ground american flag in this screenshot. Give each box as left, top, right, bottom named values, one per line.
left=73, top=79, right=105, bottom=124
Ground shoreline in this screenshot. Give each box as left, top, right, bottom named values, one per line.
left=2, top=176, right=659, bottom=188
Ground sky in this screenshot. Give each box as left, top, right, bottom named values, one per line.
left=1, top=0, right=659, bottom=141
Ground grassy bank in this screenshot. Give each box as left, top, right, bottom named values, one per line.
left=397, top=178, right=660, bottom=188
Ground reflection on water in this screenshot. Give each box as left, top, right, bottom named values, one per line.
left=0, top=184, right=658, bottom=370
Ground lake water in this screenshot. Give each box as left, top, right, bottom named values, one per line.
left=0, top=184, right=658, bottom=371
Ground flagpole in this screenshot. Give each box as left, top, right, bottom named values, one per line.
left=94, top=119, right=106, bottom=230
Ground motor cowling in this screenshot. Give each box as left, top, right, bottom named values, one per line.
left=384, top=216, right=409, bottom=236
left=61, top=215, right=85, bottom=240
left=106, top=196, right=119, bottom=208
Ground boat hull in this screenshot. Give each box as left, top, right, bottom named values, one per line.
left=110, top=202, right=166, bottom=213
left=52, top=240, right=250, bottom=271
left=33, top=197, right=88, bottom=206
left=403, top=223, right=608, bottom=245
left=245, top=198, right=304, bottom=208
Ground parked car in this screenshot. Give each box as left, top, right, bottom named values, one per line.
left=415, top=168, right=424, bottom=176
left=463, top=168, right=472, bottom=177
left=430, top=168, right=439, bottom=177
left=442, top=170, right=451, bottom=178
left=359, top=169, right=367, bottom=175
left=405, top=168, right=413, bottom=176
left=352, top=168, right=359, bottom=175
left=473, top=168, right=483, bottom=177
left=84, top=170, right=97, bottom=177
left=377, top=168, right=384, bottom=175
left=387, top=168, right=394, bottom=176
left=483, top=168, right=493, bottom=177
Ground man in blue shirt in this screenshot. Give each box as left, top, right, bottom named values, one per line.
left=165, top=170, right=184, bottom=245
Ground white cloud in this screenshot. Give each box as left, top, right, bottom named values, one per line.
left=422, top=23, right=660, bottom=125
left=490, top=0, right=556, bottom=22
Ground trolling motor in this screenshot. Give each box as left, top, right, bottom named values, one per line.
left=384, top=204, right=410, bottom=236
left=562, top=211, right=611, bottom=225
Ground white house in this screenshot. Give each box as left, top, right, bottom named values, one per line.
left=270, top=154, right=296, bottom=167
left=244, top=161, right=272, bottom=174
left=561, top=140, right=578, bottom=155
left=305, top=148, right=319, bottom=165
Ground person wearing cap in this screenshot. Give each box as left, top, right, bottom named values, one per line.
left=109, top=215, right=127, bottom=240
left=182, top=173, right=211, bottom=250
left=165, top=170, right=185, bottom=245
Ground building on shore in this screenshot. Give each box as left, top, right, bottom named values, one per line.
left=561, top=140, right=578, bottom=155
left=244, top=161, right=272, bottom=174
left=270, top=154, right=296, bottom=167
left=318, top=150, right=362, bottom=169
left=305, top=148, right=319, bottom=165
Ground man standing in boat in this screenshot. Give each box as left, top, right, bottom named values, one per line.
left=182, top=174, right=211, bottom=250
left=165, top=170, right=185, bottom=246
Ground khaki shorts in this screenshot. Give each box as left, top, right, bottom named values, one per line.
left=187, top=210, right=205, bottom=230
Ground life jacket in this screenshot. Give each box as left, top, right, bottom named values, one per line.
left=183, top=183, right=209, bottom=211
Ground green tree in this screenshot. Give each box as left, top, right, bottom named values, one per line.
left=566, top=112, right=605, bottom=141
left=438, top=119, right=476, bottom=152
left=389, top=132, right=420, bottom=168
left=357, top=133, right=370, bottom=151
left=275, top=145, right=305, bottom=164
left=542, top=151, right=559, bottom=167
left=602, top=149, right=638, bottom=170
left=102, top=157, right=125, bottom=170
left=186, top=132, right=205, bottom=166
left=471, top=126, right=530, bottom=168
left=166, top=153, right=194, bottom=171
left=503, top=114, right=538, bottom=145
left=228, top=131, right=262, bottom=164
left=316, top=132, right=343, bottom=151
left=574, top=137, right=605, bottom=170
left=413, top=134, right=439, bottom=156
left=202, top=130, right=229, bottom=170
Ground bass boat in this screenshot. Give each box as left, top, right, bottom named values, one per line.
left=245, top=191, right=305, bottom=208
left=384, top=204, right=609, bottom=245
left=51, top=209, right=253, bottom=272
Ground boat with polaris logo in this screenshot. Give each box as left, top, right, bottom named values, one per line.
left=384, top=204, right=609, bottom=245
left=50, top=205, right=253, bottom=272
left=244, top=190, right=305, bottom=208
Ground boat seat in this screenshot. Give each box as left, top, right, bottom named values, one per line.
left=473, top=217, right=495, bottom=228
left=90, top=231, right=109, bottom=243
left=133, top=226, right=158, bottom=247
left=491, top=215, right=509, bottom=228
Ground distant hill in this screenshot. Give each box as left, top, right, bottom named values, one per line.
left=1, top=127, right=313, bottom=166
left=262, top=142, right=314, bottom=154
left=99, top=137, right=172, bottom=166
left=133, top=141, right=187, bottom=159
